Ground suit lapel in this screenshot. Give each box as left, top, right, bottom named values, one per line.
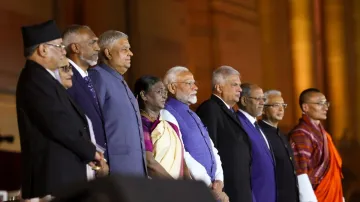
left=29, top=61, right=87, bottom=123
left=238, top=112, right=260, bottom=136
left=48, top=72, right=87, bottom=122
left=238, top=112, right=275, bottom=164
left=72, top=67, right=102, bottom=117
left=210, top=95, right=242, bottom=127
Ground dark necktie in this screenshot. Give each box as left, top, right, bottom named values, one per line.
left=84, top=76, right=100, bottom=108
left=254, top=121, right=263, bottom=134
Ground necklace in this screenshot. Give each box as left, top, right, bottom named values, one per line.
left=140, top=109, right=158, bottom=122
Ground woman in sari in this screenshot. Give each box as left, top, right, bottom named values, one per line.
left=134, top=76, right=191, bottom=180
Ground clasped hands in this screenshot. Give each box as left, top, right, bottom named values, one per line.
left=210, top=180, right=229, bottom=202
left=89, top=151, right=109, bottom=177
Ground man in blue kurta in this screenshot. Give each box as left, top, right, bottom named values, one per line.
left=89, top=30, right=147, bottom=177
left=162, top=66, right=228, bottom=202
left=237, top=83, right=276, bottom=202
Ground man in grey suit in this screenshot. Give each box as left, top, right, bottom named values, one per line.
left=89, top=30, right=147, bottom=177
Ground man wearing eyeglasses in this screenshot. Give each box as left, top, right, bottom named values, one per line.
left=289, top=88, right=344, bottom=202
left=258, top=90, right=299, bottom=202
left=163, top=66, right=229, bottom=202
left=17, top=20, right=102, bottom=200
left=235, top=83, right=276, bottom=202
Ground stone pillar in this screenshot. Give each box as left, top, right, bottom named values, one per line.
left=323, top=0, right=349, bottom=141
left=289, top=0, right=315, bottom=119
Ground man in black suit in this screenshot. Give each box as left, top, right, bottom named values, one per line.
left=62, top=25, right=108, bottom=161
left=258, top=89, right=299, bottom=202
left=197, top=66, right=253, bottom=202
left=17, top=20, right=103, bottom=200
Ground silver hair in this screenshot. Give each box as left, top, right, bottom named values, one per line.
left=163, top=66, right=190, bottom=86
left=264, top=90, right=282, bottom=104
left=98, top=30, right=128, bottom=62
left=212, top=65, right=240, bottom=90
left=62, top=25, right=91, bottom=52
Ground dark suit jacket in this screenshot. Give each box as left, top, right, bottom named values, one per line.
left=196, top=95, right=253, bottom=202
left=16, top=60, right=96, bottom=198
left=258, top=120, right=299, bottom=202
left=67, top=64, right=107, bottom=151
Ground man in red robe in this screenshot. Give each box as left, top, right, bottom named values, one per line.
left=289, top=88, right=343, bottom=202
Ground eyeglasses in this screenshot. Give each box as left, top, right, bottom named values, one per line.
left=173, top=81, right=198, bottom=87
left=247, top=96, right=267, bottom=102
left=306, top=101, right=330, bottom=108
left=264, top=103, right=288, bottom=109
left=45, top=43, right=66, bottom=49
left=59, top=65, right=72, bottom=73
left=154, top=89, right=168, bottom=96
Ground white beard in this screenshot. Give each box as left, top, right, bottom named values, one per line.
left=188, top=95, right=197, bottom=104
left=80, top=55, right=98, bottom=66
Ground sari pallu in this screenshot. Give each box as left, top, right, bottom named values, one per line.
left=147, top=116, right=184, bottom=179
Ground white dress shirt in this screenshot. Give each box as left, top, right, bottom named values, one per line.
left=69, top=59, right=88, bottom=77
left=85, top=116, right=97, bottom=180
left=213, top=94, right=231, bottom=109
left=161, top=109, right=224, bottom=186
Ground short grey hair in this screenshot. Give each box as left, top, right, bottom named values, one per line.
left=264, top=90, right=282, bottom=104
left=62, top=25, right=91, bottom=53
left=212, top=65, right=240, bottom=90
left=163, top=66, right=190, bottom=86
left=98, top=30, right=128, bottom=62
left=24, top=44, right=39, bottom=58
left=240, top=83, right=254, bottom=97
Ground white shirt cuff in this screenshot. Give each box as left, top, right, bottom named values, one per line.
left=297, top=173, right=318, bottom=202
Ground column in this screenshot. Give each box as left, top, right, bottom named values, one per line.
left=289, top=0, right=315, bottom=119
left=323, top=0, right=349, bottom=141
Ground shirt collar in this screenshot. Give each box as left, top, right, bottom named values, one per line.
left=69, top=59, right=88, bottom=78
left=98, top=63, right=124, bottom=80
left=239, top=109, right=257, bottom=125
left=166, top=97, right=190, bottom=111
left=213, top=94, right=230, bottom=109
left=262, top=120, right=277, bottom=129
left=45, top=69, right=56, bottom=78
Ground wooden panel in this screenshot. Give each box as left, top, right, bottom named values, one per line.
left=222, top=0, right=257, bottom=11
left=126, top=0, right=188, bottom=89
left=0, top=2, right=54, bottom=94
left=258, top=0, right=295, bottom=131
left=0, top=0, right=53, bottom=19
left=186, top=0, right=213, bottom=106
left=211, top=0, right=262, bottom=86
left=212, top=0, right=258, bottom=24
left=0, top=94, right=19, bottom=152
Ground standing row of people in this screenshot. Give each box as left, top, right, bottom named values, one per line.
left=17, top=19, right=344, bottom=202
